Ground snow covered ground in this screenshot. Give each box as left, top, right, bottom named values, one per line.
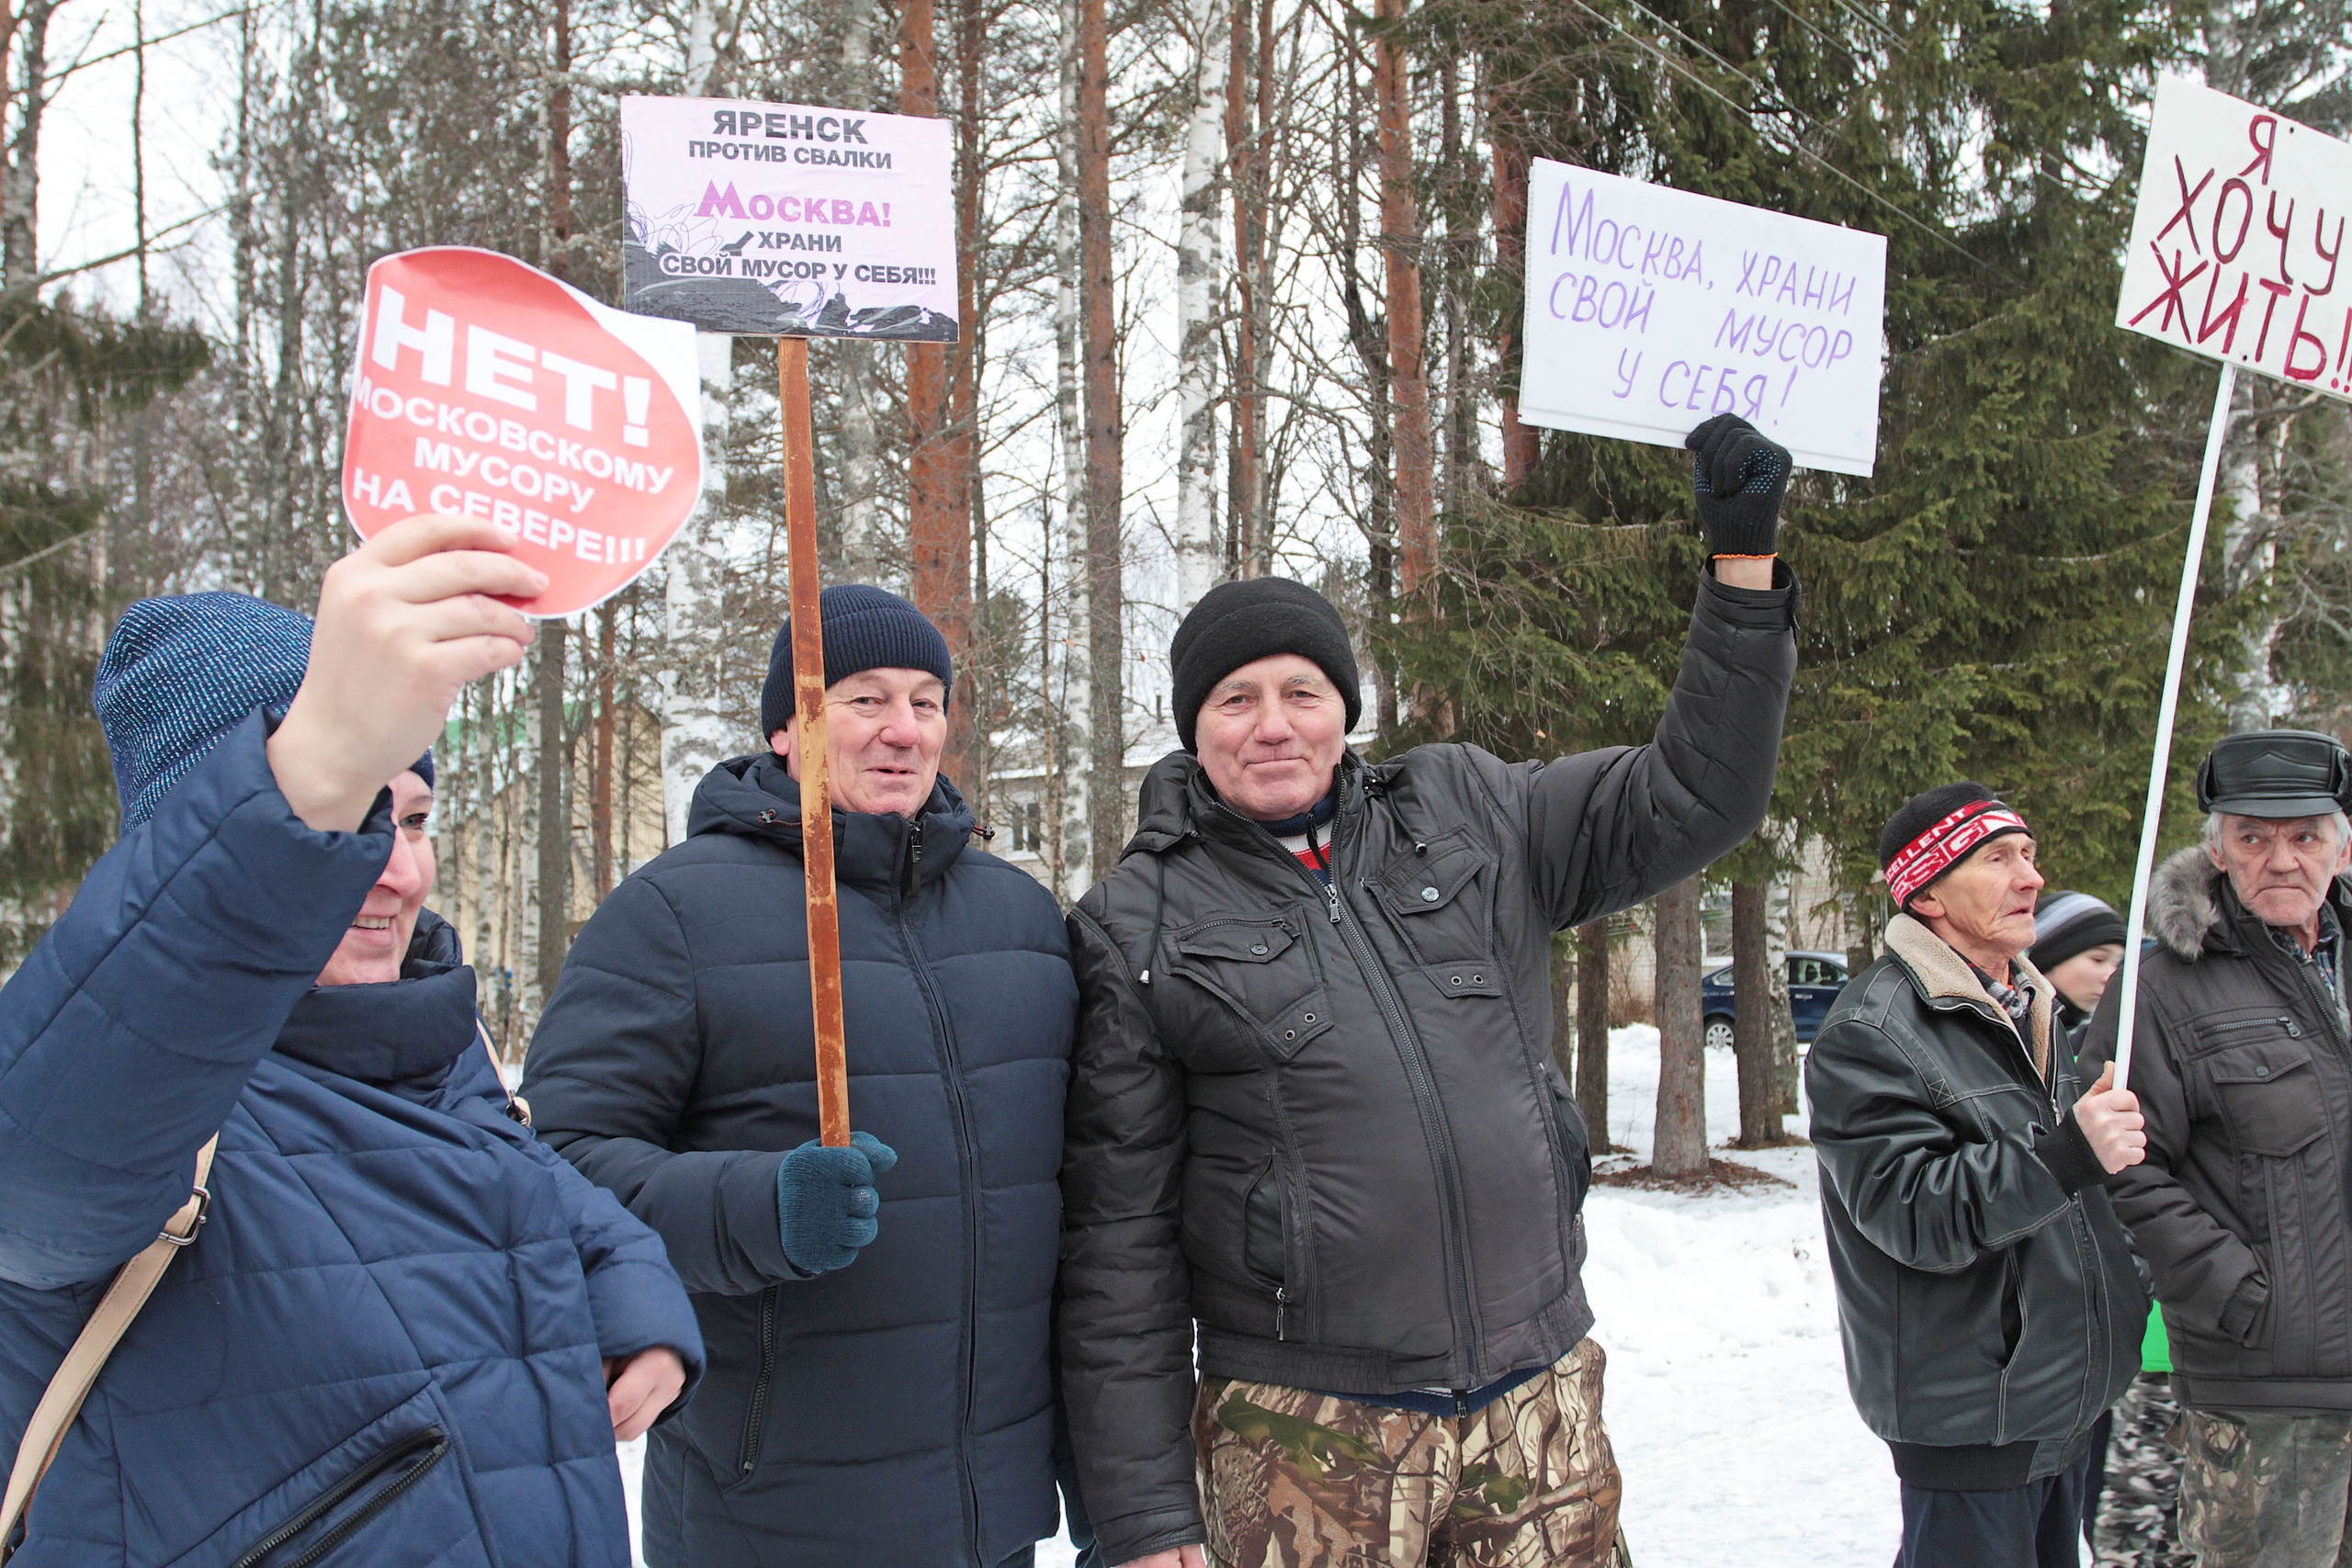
left=626, top=1027, right=1900, bottom=1566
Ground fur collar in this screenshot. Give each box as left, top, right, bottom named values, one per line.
left=2148, top=845, right=2225, bottom=962
left=1883, top=911, right=2056, bottom=1080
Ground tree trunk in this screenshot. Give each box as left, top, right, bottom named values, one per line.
left=1050, top=0, right=1091, bottom=893
left=1173, top=0, right=1226, bottom=611
left=1079, top=0, right=1125, bottom=872
left=1576, top=919, right=1610, bottom=1149
left=1373, top=0, right=1432, bottom=597
left=1, top=0, right=55, bottom=291
left=1548, top=931, right=1577, bottom=1087
left=1489, top=131, right=1541, bottom=488
left=903, top=0, right=972, bottom=784
left=535, top=620, right=571, bottom=1010
left=1731, top=880, right=1785, bottom=1147
left=1770, top=872, right=1800, bottom=1115
left=660, top=332, right=735, bottom=847
left=837, top=0, right=882, bottom=580
left=1225, top=0, right=1262, bottom=577
left=593, top=604, right=616, bottom=899
left=1652, top=876, right=1707, bottom=1178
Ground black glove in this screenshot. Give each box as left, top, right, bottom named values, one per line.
left=775, top=1131, right=898, bottom=1273
left=1685, top=412, right=1791, bottom=559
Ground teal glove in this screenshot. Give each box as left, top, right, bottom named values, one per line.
left=775, top=1131, right=898, bottom=1274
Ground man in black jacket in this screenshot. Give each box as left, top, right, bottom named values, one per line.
left=2081, top=730, right=2352, bottom=1567
left=1809, top=784, right=2148, bottom=1568
left=523, top=586, right=1080, bottom=1568
left=1059, top=413, right=1798, bottom=1568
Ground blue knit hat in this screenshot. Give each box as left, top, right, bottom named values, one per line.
left=93, top=592, right=434, bottom=831
left=759, top=584, right=953, bottom=739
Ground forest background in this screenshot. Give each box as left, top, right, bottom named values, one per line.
left=2, top=0, right=2346, bottom=1168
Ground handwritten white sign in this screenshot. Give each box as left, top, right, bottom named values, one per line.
left=2118, top=77, right=2350, bottom=402
left=1517, top=162, right=1887, bottom=477
left=621, top=94, right=957, bottom=342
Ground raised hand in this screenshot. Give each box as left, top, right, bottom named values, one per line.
left=1685, top=412, right=1792, bottom=562
left=267, top=515, right=545, bottom=831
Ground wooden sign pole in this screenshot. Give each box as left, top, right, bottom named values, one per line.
left=778, top=336, right=852, bottom=1147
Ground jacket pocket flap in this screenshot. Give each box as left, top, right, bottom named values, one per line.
left=1376, top=836, right=1484, bottom=916
left=1176, top=920, right=1295, bottom=963
left=2211, top=1042, right=2327, bottom=1156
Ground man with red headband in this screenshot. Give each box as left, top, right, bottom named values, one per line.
left=1806, top=781, right=2151, bottom=1568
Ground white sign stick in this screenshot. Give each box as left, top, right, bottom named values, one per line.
left=2111, top=361, right=2236, bottom=1091
left=1516, top=161, right=1889, bottom=477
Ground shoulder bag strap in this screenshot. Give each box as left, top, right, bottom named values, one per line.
left=0, top=1136, right=218, bottom=1560
left=476, top=1019, right=530, bottom=1127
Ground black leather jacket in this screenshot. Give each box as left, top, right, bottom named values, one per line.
left=1807, top=915, right=2145, bottom=1484
left=1059, top=568, right=1797, bottom=1562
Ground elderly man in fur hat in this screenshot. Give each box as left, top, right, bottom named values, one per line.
left=2082, top=730, right=2352, bottom=1568
left=1809, top=783, right=2150, bottom=1568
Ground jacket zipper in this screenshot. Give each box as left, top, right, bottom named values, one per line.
left=897, top=817, right=985, bottom=1566
left=739, top=1284, right=779, bottom=1475
left=228, top=1426, right=450, bottom=1568
left=1282, top=791, right=1478, bottom=1377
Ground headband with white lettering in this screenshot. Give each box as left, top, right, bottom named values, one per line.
left=1886, top=799, right=2031, bottom=908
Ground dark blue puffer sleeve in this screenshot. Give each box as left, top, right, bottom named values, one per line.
left=0, top=711, right=392, bottom=1289
left=523, top=873, right=805, bottom=1297
left=440, top=1039, right=706, bottom=1391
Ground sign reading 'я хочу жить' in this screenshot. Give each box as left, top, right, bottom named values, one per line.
left=620, top=94, right=957, bottom=343
left=341, top=246, right=704, bottom=617
left=2117, top=76, right=2351, bottom=402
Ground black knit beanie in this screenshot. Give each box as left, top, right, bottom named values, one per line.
left=2029, top=891, right=2127, bottom=974
left=760, top=584, right=954, bottom=740
left=1878, top=780, right=2029, bottom=908
left=1170, top=578, right=1362, bottom=752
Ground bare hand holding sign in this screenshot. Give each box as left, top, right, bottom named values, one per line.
left=1517, top=162, right=1888, bottom=477
left=341, top=246, right=704, bottom=617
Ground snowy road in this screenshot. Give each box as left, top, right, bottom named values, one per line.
left=627, top=1026, right=1901, bottom=1566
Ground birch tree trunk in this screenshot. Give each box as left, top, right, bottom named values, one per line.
left=1653, top=877, right=1708, bottom=1178
left=1054, top=0, right=1091, bottom=893
left=1173, top=0, right=1227, bottom=613
left=2221, top=385, right=2278, bottom=730
left=661, top=331, right=736, bottom=846
left=837, top=0, right=882, bottom=580
left=1768, top=874, right=1799, bottom=1115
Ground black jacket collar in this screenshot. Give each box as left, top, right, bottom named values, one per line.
left=686, top=750, right=975, bottom=892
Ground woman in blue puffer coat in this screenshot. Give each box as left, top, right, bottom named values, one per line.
left=0, top=518, right=703, bottom=1566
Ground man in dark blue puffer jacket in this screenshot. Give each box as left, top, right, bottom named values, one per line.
left=524, top=586, right=1081, bottom=1568
left=0, top=516, right=704, bottom=1567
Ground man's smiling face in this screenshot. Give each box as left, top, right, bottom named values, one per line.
left=774, top=667, right=948, bottom=819
left=1192, top=653, right=1348, bottom=822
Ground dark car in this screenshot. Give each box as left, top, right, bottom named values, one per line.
left=1701, top=950, right=1849, bottom=1051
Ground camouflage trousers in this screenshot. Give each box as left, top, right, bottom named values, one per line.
left=1193, top=1337, right=1626, bottom=1568
left=2176, top=1406, right=2352, bottom=1567
left=2092, top=1375, right=2192, bottom=1568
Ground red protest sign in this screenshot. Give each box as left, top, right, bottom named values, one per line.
left=342, top=246, right=705, bottom=616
